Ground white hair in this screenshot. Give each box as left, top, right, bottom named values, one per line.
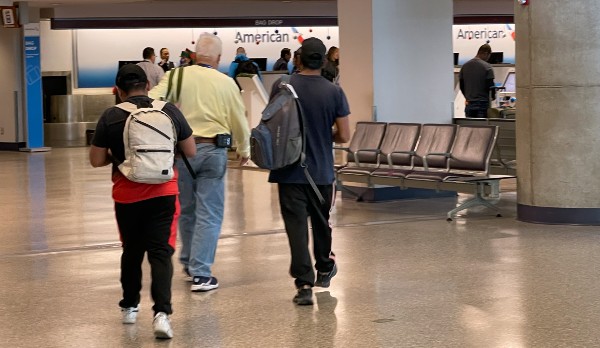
left=195, top=32, right=222, bottom=60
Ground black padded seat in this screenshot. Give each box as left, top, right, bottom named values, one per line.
left=447, top=125, right=496, bottom=172
left=338, top=123, right=421, bottom=177
left=345, top=122, right=387, bottom=165
left=378, top=123, right=421, bottom=167
left=412, top=124, right=457, bottom=169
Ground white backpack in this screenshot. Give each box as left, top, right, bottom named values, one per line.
left=116, top=100, right=177, bottom=184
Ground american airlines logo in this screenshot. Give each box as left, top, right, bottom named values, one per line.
left=456, top=28, right=507, bottom=40
left=235, top=30, right=290, bottom=44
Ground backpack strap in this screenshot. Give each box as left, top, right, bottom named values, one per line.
left=151, top=100, right=167, bottom=110
left=165, top=67, right=185, bottom=103
left=281, top=77, right=326, bottom=205
left=280, top=74, right=292, bottom=85
left=151, top=98, right=197, bottom=181
left=115, top=102, right=138, bottom=113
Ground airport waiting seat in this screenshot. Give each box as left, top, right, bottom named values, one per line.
left=405, top=125, right=497, bottom=181
left=334, top=122, right=387, bottom=173
left=371, top=124, right=457, bottom=179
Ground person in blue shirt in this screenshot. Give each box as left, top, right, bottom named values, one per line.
left=268, top=38, right=351, bottom=306
left=228, top=47, right=262, bottom=80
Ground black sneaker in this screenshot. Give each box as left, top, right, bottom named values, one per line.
left=315, top=263, right=337, bottom=288
left=293, top=286, right=314, bottom=306
left=191, top=276, right=219, bottom=292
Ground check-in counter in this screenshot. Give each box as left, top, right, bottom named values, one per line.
left=44, top=94, right=114, bottom=147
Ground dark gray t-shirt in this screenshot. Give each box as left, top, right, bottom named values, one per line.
left=268, top=74, right=350, bottom=185
left=459, top=58, right=495, bottom=102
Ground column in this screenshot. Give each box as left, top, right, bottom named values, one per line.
left=338, top=0, right=454, bottom=125
left=515, top=0, right=600, bottom=224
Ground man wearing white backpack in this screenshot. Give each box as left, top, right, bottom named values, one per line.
left=89, top=64, right=196, bottom=339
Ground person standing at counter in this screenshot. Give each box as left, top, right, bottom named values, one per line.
left=137, top=47, right=165, bottom=89
left=459, top=44, right=495, bottom=118
left=158, top=48, right=175, bottom=72
left=321, top=46, right=339, bottom=83
left=272, top=48, right=291, bottom=72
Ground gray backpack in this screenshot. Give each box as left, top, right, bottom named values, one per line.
left=250, top=76, right=324, bottom=204
left=251, top=76, right=301, bottom=170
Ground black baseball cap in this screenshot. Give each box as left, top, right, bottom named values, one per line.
left=115, top=64, right=148, bottom=90
left=300, top=38, right=326, bottom=69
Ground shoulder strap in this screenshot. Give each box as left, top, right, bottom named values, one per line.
left=115, top=102, right=138, bottom=114
left=165, top=67, right=184, bottom=103
left=165, top=69, right=176, bottom=101
left=175, top=67, right=184, bottom=101
left=280, top=74, right=291, bottom=85
left=151, top=100, right=167, bottom=110
left=281, top=77, right=325, bottom=205
left=150, top=97, right=195, bottom=180
left=296, top=100, right=325, bottom=205
left=150, top=97, right=195, bottom=179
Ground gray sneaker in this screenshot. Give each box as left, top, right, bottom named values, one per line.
left=315, top=263, right=338, bottom=288
left=153, top=312, right=173, bottom=339
left=293, top=286, right=314, bottom=306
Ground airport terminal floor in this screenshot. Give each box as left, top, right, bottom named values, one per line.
left=2, top=147, right=600, bottom=347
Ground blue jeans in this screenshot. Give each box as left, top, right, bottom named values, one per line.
left=176, top=144, right=227, bottom=277
left=465, top=100, right=490, bottom=118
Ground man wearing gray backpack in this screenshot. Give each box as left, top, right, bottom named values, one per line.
left=268, top=38, right=351, bottom=305
left=89, top=64, right=196, bottom=339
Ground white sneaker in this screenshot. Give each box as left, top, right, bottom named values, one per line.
left=153, top=312, right=173, bottom=339
left=121, top=305, right=139, bottom=324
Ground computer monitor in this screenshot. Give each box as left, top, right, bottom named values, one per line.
left=453, top=53, right=459, bottom=66
left=118, top=60, right=142, bottom=70
left=503, top=72, right=516, bottom=93
left=488, top=52, right=504, bottom=64
left=249, top=58, right=267, bottom=71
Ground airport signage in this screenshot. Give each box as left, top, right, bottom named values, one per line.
left=23, top=23, right=45, bottom=149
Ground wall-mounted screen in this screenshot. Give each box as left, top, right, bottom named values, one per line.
left=249, top=58, right=267, bottom=71
left=489, top=52, right=504, bottom=64
left=503, top=71, right=516, bottom=93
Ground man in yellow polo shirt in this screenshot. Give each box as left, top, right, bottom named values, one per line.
left=150, top=32, right=250, bottom=292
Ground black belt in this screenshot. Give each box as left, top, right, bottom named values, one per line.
left=194, top=137, right=217, bottom=144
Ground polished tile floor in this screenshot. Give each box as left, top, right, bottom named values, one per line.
left=1, top=148, right=600, bottom=348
